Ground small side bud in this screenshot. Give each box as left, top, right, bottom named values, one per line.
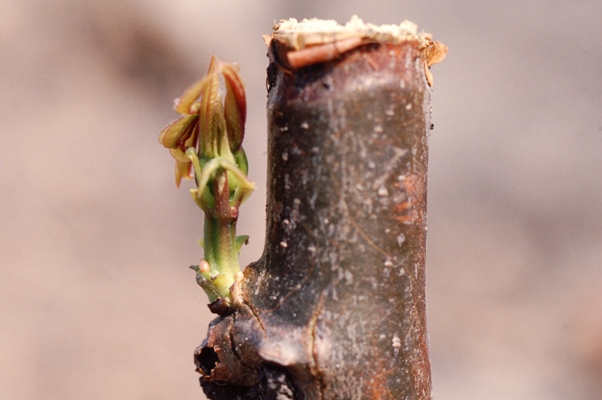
left=199, top=259, right=211, bottom=273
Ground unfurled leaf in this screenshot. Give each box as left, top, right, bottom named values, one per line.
left=158, top=114, right=199, bottom=148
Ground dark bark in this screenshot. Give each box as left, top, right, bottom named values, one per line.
left=197, top=39, right=433, bottom=399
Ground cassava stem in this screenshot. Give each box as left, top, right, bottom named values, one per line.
left=195, top=17, right=446, bottom=399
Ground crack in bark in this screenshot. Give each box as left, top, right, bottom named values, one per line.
left=228, top=313, right=242, bottom=361
left=247, top=258, right=316, bottom=315
left=241, top=294, right=266, bottom=334
left=325, top=152, right=393, bottom=260
left=323, top=135, right=416, bottom=278
left=308, top=293, right=326, bottom=400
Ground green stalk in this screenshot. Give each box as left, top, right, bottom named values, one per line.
left=201, top=213, right=238, bottom=302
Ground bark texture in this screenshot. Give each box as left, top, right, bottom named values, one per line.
left=196, top=40, right=432, bottom=399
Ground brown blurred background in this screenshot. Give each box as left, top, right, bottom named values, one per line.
left=1, top=0, right=601, bottom=399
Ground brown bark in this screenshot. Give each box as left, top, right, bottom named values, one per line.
left=196, top=35, right=435, bottom=400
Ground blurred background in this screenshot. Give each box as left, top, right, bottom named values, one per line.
left=1, top=0, right=601, bottom=399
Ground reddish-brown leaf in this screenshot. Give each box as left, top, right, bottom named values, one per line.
left=221, top=63, right=247, bottom=151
